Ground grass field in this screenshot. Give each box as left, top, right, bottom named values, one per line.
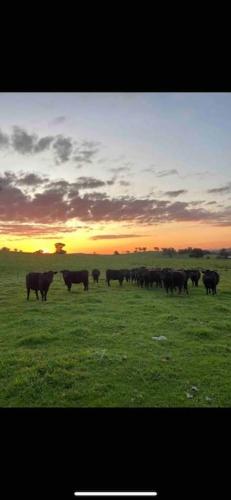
left=0, top=251, right=231, bottom=407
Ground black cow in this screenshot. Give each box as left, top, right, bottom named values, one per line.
left=131, top=268, right=139, bottom=283
left=189, top=269, right=201, bottom=287
left=162, top=270, right=189, bottom=295
left=26, top=271, right=57, bottom=301
left=60, top=270, right=89, bottom=291
left=92, top=269, right=100, bottom=284
left=202, top=270, right=220, bottom=295
left=121, top=269, right=131, bottom=282
left=106, top=269, right=124, bottom=286
left=135, top=267, right=148, bottom=288
left=149, top=269, right=162, bottom=288
left=161, top=270, right=173, bottom=294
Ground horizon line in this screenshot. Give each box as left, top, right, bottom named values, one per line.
left=0, top=249, right=229, bottom=255
left=74, top=493, right=158, bottom=497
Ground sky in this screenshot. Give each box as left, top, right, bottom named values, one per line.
left=0, top=92, right=231, bottom=253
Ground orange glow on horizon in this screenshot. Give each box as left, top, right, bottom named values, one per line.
left=0, top=221, right=231, bottom=253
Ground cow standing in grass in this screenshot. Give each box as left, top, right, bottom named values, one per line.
left=121, top=269, right=131, bottom=282
left=136, top=267, right=148, bottom=288
left=92, top=269, right=100, bottom=284
left=147, top=269, right=162, bottom=288
left=189, top=269, right=201, bottom=287
left=202, top=270, right=220, bottom=295
left=60, top=270, right=89, bottom=291
left=106, top=269, right=124, bottom=286
left=26, top=271, right=57, bottom=301
left=162, top=269, right=189, bottom=295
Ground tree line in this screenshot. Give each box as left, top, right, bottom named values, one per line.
left=0, top=244, right=230, bottom=258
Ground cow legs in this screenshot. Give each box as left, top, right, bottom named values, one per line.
left=27, top=287, right=30, bottom=300
left=35, top=290, right=39, bottom=300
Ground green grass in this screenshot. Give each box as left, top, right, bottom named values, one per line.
left=0, top=252, right=231, bottom=407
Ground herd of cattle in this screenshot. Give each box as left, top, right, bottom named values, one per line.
left=26, top=267, right=220, bottom=301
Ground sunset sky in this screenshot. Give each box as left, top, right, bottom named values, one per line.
left=0, top=92, right=231, bottom=253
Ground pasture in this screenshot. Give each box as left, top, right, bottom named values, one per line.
left=0, top=252, right=231, bottom=407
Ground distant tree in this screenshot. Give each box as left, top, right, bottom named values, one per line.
left=114, top=250, right=120, bottom=255
left=143, top=247, right=147, bottom=252
left=161, top=247, right=176, bottom=257
left=218, top=248, right=229, bottom=259
left=14, top=248, right=18, bottom=253
left=154, top=247, right=159, bottom=251
left=54, top=242, right=66, bottom=254
left=126, top=250, right=130, bottom=254
left=34, top=249, right=44, bottom=255
left=178, top=247, right=192, bottom=254
left=189, top=248, right=204, bottom=258
left=0, top=247, right=10, bottom=252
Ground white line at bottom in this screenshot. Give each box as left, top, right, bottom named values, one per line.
left=74, top=493, right=157, bottom=497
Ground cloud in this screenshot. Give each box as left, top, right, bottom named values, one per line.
left=119, top=180, right=130, bottom=187
left=89, top=234, right=145, bottom=240
left=207, top=183, right=231, bottom=195
left=17, top=173, right=49, bottom=186
left=83, top=191, right=109, bottom=200
left=0, top=129, right=9, bottom=148
left=12, top=126, right=37, bottom=154
left=52, top=135, right=73, bottom=163
left=73, top=140, right=100, bottom=166
left=156, top=169, right=179, bottom=177
left=1, top=171, right=231, bottom=228
left=73, top=177, right=106, bottom=190
left=0, top=223, right=77, bottom=236
left=11, top=127, right=54, bottom=155
left=188, top=200, right=205, bottom=206
left=81, top=140, right=100, bottom=149
left=0, top=171, right=17, bottom=187
left=0, top=126, right=101, bottom=166
left=73, top=151, right=98, bottom=165
left=142, top=167, right=155, bottom=173
left=108, top=166, right=131, bottom=174
left=164, top=189, right=187, bottom=197
left=34, top=136, right=54, bottom=153
left=106, top=177, right=116, bottom=186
